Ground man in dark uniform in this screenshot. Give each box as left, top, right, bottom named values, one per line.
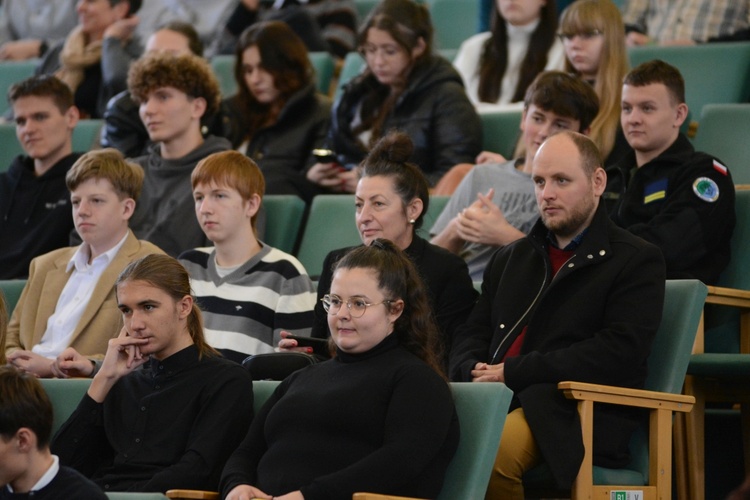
left=606, top=59, right=735, bottom=285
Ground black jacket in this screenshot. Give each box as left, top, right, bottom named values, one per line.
left=0, top=153, right=81, bottom=279
left=328, top=55, right=481, bottom=185
left=605, top=133, right=735, bottom=285
left=449, top=202, right=666, bottom=489
left=217, top=84, right=332, bottom=203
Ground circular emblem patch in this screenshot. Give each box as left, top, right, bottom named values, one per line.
left=692, top=177, right=719, bottom=203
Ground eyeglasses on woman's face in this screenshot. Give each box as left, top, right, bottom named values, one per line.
left=321, top=294, right=393, bottom=318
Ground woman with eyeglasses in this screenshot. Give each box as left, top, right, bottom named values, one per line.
left=305, top=0, right=481, bottom=193
left=559, top=0, right=631, bottom=166
left=215, top=21, right=331, bottom=203
left=285, top=131, right=476, bottom=367
left=453, top=0, right=565, bottom=112
left=220, top=238, right=459, bottom=500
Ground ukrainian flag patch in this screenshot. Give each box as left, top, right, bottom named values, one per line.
left=643, top=178, right=668, bottom=204
left=693, top=177, right=720, bottom=202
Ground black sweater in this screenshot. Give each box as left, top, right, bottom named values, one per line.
left=220, top=335, right=459, bottom=500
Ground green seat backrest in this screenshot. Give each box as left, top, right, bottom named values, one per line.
left=480, top=110, right=522, bottom=159
left=308, top=51, right=335, bottom=95
left=418, top=195, right=450, bottom=240
left=0, top=123, right=26, bottom=172
left=692, top=104, right=750, bottom=185
left=717, top=189, right=750, bottom=291
left=335, top=52, right=366, bottom=100
left=354, top=0, right=379, bottom=21
left=253, top=380, right=281, bottom=414
left=628, top=43, right=750, bottom=125
left=72, top=119, right=103, bottom=152
left=296, top=195, right=360, bottom=278
left=426, top=0, right=479, bottom=50
left=440, top=382, right=513, bottom=499
left=0, top=279, right=27, bottom=314
left=0, top=60, right=38, bottom=115
left=39, top=378, right=93, bottom=437
left=262, top=195, right=306, bottom=254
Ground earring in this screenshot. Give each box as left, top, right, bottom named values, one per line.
left=409, top=219, right=416, bottom=224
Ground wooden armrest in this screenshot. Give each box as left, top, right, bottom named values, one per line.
left=558, top=381, right=694, bottom=412
left=165, top=490, right=218, bottom=499
left=705, top=286, right=750, bottom=308
left=352, top=494, right=426, bottom=500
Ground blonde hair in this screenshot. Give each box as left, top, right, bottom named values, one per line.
left=560, top=0, right=628, bottom=159
left=65, top=148, right=144, bottom=201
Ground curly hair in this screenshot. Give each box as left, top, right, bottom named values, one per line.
left=334, top=238, right=445, bottom=378
left=127, top=52, right=221, bottom=121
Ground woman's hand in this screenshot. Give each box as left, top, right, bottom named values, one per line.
left=306, top=162, right=346, bottom=187
left=225, top=484, right=272, bottom=500
left=278, top=331, right=314, bottom=354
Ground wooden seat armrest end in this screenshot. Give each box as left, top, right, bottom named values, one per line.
left=558, top=381, right=695, bottom=412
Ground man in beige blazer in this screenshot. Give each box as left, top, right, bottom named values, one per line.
left=2, top=148, right=163, bottom=376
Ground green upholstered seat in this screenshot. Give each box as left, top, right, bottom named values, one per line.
left=480, top=109, right=522, bottom=159
left=39, top=378, right=92, bottom=437
left=692, top=104, right=750, bottom=185
left=0, top=279, right=27, bottom=314
left=524, top=279, right=708, bottom=498
left=262, top=194, right=306, bottom=254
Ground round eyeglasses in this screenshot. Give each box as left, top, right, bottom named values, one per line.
left=321, top=294, right=393, bottom=318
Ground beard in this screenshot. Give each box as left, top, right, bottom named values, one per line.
left=540, top=196, right=596, bottom=241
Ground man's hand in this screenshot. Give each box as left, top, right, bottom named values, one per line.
left=476, top=151, right=507, bottom=165
left=6, top=350, right=54, bottom=377
left=104, top=16, right=140, bottom=41
left=625, top=31, right=652, bottom=47
left=454, top=189, right=524, bottom=247
left=471, top=362, right=505, bottom=382
left=51, top=347, right=95, bottom=378
left=225, top=484, right=272, bottom=500
left=0, top=39, right=43, bottom=60
left=88, top=327, right=149, bottom=402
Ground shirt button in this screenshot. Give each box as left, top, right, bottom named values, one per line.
left=135, top=438, right=141, bottom=443
left=141, top=406, right=146, bottom=411
left=155, top=385, right=161, bottom=390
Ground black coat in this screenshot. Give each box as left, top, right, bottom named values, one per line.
left=449, top=202, right=666, bottom=489
left=328, top=55, right=481, bottom=185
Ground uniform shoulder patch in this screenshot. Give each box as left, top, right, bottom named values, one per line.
left=712, top=159, right=728, bottom=176
left=692, top=177, right=720, bottom=202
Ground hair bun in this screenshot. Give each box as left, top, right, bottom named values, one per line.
left=370, top=131, right=414, bottom=164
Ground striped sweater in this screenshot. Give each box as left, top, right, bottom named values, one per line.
left=179, top=245, right=316, bottom=362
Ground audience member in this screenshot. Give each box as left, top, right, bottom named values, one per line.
left=101, top=21, right=204, bottom=158
left=623, top=0, right=750, bottom=45
left=211, top=0, right=358, bottom=59
left=34, top=0, right=143, bottom=119
left=450, top=131, right=666, bottom=498
left=286, top=132, right=476, bottom=366
left=126, top=52, right=229, bottom=257
left=0, top=366, right=107, bottom=499
left=52, top=254, right=254, bottom=493
left=214, top=21, right=332, bottom=203
left=0, top=76, right=81, bottom=280
left=453, top=0, right=565, bottom=112
left=179, top=151, right=316, bottom=363
left=606, top=60, right=736, bottom=284
left=559, top=0, right=631, bottom=166
left=430, top=71, right=599, bottom=280
left=222, top=239, right=458, bottom=500
left=307, top=0, right=481, bottom=192
left=2, top=149, right=162, bottom=378
left=134, top=0, right=237, bottom=55
left=0, top=0, right=78, bottom=61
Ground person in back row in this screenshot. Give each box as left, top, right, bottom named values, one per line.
left=0, top=365, right=106, bottom=499
left=430, top=71, right=599, bottom=280
left=605, top=59, right=735, bottom=284
left=2, top=149, right=163, bottom=379
left=126, top=52, right=229, bottom=257
left=179, top=151, right=316, bottom=363
left=0, top=75, right=81, bottom=279
left=52, top=254, right=254, bottom=493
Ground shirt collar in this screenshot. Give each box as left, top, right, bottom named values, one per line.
left=147, top=344, right=200, bottom=377
left=66, top=231, right=130, bottom=272
left=6, top=455, right=59, bottom=493
left=547, top=228, right=589, bottom=251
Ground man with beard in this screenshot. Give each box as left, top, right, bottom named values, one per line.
left=449, top=131, right=666, bottom=498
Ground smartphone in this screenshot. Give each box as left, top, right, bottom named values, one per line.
left=312, top=148, right=337, bottom=163
left=285, top=335, right=329, bottom=356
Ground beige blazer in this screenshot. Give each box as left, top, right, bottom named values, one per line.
left=2, top=231, right=163, bottom=360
